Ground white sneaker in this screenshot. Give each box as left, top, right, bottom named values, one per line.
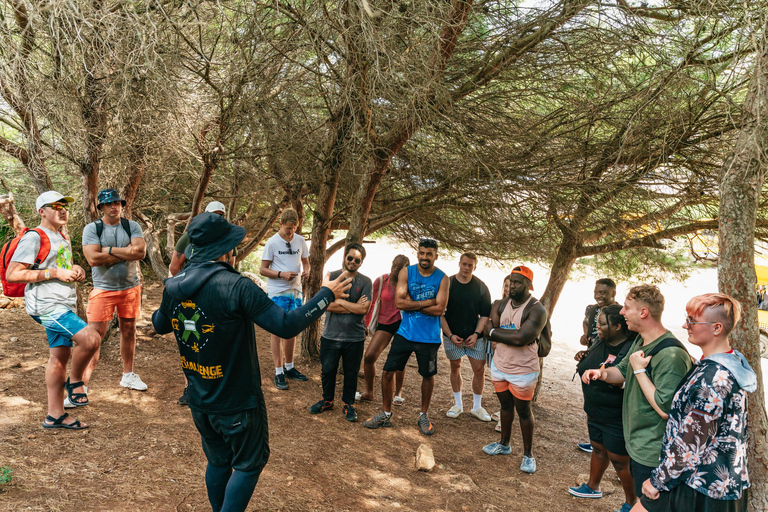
left=470, top=407, right=492, bottom=422
left=446, top=405, right=463, bottom=418
left=521, top=456, right=537, bottom=474
left=120, top=372, right=148, bottom=391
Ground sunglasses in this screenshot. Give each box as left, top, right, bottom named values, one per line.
left=45, top=203, right=69, bottom=211
left=346, top=255, right=362, bottom=264
left=285, top=242, right=292, bottom=250
left=419, top=238, right=437, bottom=249
left=684, top=316, right=718, bottom=329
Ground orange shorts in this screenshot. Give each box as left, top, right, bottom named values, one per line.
left=87, top=286, right=142, bottom=322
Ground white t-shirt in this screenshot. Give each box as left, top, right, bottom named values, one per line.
left=261, top=232, right=308, bottom=294
left=11, top=226, right=77, bottom=316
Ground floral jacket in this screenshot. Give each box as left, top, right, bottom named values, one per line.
left=650, top=350, right=756, bottom=500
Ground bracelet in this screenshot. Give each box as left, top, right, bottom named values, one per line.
left=108, top=246, right=113, bottom=255
left=474, top=331, right=482, bottom=338
left=634, top=368, right=647, bottom=375
left=488, top=328, right=495, bottom=340
left=418, top=300, right=422, bottom=309
left=44, top=269, right=50, bottom=281
left=278, top=271, right=282, bottom=278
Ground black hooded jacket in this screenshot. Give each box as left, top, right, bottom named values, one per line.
left=152, top=261, right=334, bottom=415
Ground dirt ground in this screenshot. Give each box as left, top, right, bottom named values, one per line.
left=0, top=283, right=629, bottom=512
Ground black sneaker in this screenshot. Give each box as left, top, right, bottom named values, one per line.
left=274, top=374, right=289, bottom=390
left=283, top=367, right=308, bottom=381
left=309, top=400, right=333, bottom=414
left=363, top=411, right=393, bottom=429
left=417, top=414, right=435, bottom=436
left=343, top=403, right=358, bottom=422
left=178, top=386, right=189, bottom=405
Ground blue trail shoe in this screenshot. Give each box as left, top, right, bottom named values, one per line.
left=568, top=482, right=602, bottom=498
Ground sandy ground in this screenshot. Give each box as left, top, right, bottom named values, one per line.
left=0, top=282, right=643, bottom=512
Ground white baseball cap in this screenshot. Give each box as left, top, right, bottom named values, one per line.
left=36, top=191, right=74, bottom=210
left=205, top=201, right=226, bottom=213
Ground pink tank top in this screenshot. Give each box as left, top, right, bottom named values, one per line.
left=494, top=296, right=539, bottom=375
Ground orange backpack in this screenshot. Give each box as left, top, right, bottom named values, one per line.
left=0, top=228, right=51, bottom=297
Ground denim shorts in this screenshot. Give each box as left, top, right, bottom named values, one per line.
left=31, top=309, right=88, bottom=348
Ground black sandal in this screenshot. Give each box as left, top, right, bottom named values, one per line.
left=65, top=377, right=88, bottom=407
left=41, top=413, right=88, bottom=430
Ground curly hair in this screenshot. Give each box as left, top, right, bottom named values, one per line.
left=626, top=284, right=665, bottom=321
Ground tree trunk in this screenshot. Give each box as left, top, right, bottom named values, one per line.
left=165, top=212, right=191, bottom=259
left=120, top=144, right=147, bottom=220
left=716, top=28, right=768, bottom=510
left=533, top=237, right=578, bottom=402
left=0, top=190, right=26, bottom=235
left=134, top=211, right=169, bottom=279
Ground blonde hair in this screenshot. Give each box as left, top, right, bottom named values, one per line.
left=626, top=284, right=665, bottom=321
left=686, top=293, right=742, bottom=335
left=280, top=208, right=299, bottom=225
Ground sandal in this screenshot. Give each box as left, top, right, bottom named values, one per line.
left=64, top=377, right=88, bottom=407
left=42, top=413, right=88, bottom=430
left=393, top=395, right=405, bottom=406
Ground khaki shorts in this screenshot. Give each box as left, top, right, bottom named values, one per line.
left=87, top=286, right=142, bottom=322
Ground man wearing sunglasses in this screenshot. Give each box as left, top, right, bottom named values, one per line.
left=82, top=189, right=147, bottom=394
left=308, top=243, right=372, bottom=422
left=259, top=208, right=310, bottom=390
left=6, top=191, right=101, bottom=429
left=582, top=284, right=691, bottom=504
left=364, top=238, right=449, bottom=436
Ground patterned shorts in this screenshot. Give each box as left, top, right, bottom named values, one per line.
left=442, top=334, right=487, bottom=361
left=269, top=290, right=303, bottom=312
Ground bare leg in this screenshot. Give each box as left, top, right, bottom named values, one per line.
left=513, top=395, right=534, bottom=457
left=83, top=321, right=109, bottom=386
left=420, top=375, right=434, bottom=414
left=283, top=337, right=296, bottom=365
left=45, top=347, right=85, bottom=427
left=118, top=317, right=137, bottom=373
left=394, top=370, right=405, bottom=397
left=468, top=356, right=485, bottom=396
left=381, top=370, right=395, bottom=413
left=361, top=330, right=394, bottom=400
left=496, top=390, right=515, bottom=446
left=449, top=358, right=462, bottom=393
left=270, top=334, right=283, bottom=368
left=609, top=451, right=637, bottom=506
left=630, top=502, right=648, bottom=512
left=68, top=326, right=100, bottom=401
left=587, top=439, right=611, bottom=490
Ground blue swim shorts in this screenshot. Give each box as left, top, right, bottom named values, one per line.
left=31, top=309, right=88, bottom=348
left=269, top=290, right=303, bottom=312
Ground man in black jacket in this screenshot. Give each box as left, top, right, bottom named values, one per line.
left=152, top=212, right=350, bottom=512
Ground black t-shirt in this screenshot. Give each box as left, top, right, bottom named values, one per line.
left=577, top=337, right=633, bottom=422
left=444, top=275, right=492, bottom=339
left=159, top=269, right=274, bottom=415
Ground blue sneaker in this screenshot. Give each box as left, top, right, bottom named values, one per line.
left=577, top=442, right=593, bottom=453
left=482, top=442, right=512, bottom=455
left=616, top=504, right=632, bottom=512
left=568, top=482, right=602, bottom=498
left=520, top=455, right=536, bottom=474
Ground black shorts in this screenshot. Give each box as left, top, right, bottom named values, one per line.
left=630, top=459, right=658, bottom=505
left=191, top=407, right=268, bottom=473
left=641, top=483, right=748, bottom=512
left=587, top=418, right=627, bottom=456
left=376, top=320, right=401, bottom=335
left=383, top=333, right=439, bottom=377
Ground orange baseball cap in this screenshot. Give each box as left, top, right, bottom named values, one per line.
left=510, top=265, right=534, bottom=290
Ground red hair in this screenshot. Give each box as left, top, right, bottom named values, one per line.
left=685, top=293, right=742, bottom=334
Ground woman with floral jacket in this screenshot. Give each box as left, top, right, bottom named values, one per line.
left=634, top=293, right=756, bottom=512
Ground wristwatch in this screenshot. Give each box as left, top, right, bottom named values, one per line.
left=474, top=331, right=482, bottom=338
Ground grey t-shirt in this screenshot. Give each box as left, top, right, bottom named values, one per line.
left=11, top=226, right=77, bottom=316
left=82, top=219, right=144, bottom=291
left=322, top=269, right=372, bottom=342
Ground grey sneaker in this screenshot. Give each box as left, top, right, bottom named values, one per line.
left=521, top=455, right=536, bottom=473
left=417, top=414, right=435, bottom=436
left=363, top=411, right=393, bottom=429
left=482, top=442, right=512, bottom=455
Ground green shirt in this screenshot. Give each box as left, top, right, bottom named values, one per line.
left=615, top=331, right=692, bottom=467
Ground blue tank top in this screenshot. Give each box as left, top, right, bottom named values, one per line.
left=396, top=265, right=446, bottom=343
